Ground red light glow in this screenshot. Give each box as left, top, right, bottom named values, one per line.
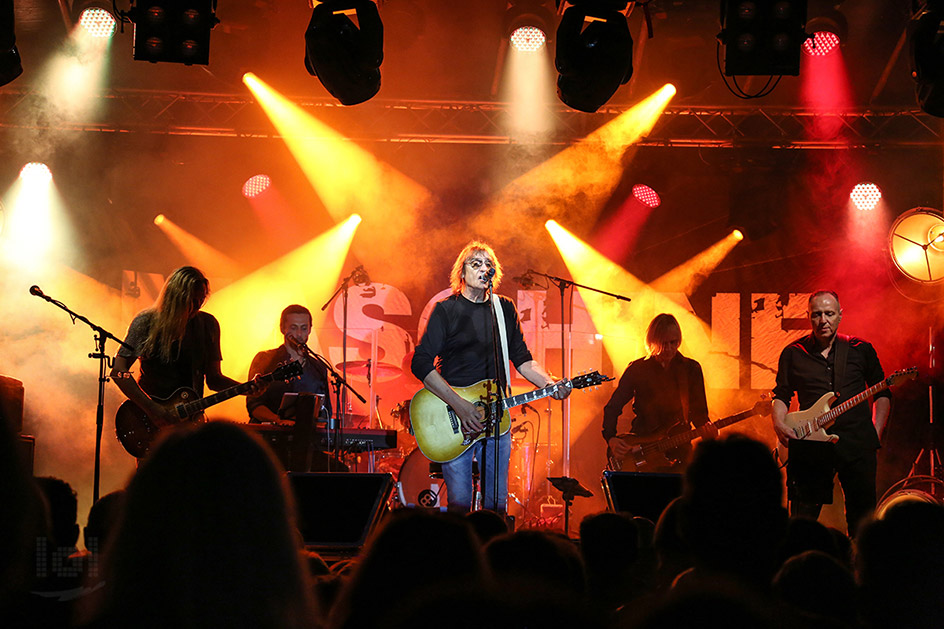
left=632, top=184, right=661, bottom=208
left=850, top=183, right=882, bottom=211
left=242, top=174, right=271, bottom=199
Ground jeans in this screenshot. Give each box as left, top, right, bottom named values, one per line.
left=442, top=431, right=510, bottom=513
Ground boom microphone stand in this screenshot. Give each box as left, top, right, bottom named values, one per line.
left=28, top=285, right=133, bottom=503
left=300, top=344, right=365, bottom=469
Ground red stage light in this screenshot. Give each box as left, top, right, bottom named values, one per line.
left=632, top=184, right=661, bottom=208
left=242, top=174, right=271, bottom=199
left=850, top=183, right=882, bottom=211
left=802, top=31, right=840, bottom=57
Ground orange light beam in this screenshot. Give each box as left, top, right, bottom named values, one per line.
left=154, top=215, right=244, bottom=282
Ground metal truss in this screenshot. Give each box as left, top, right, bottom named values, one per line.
left=0, top=87, right=941, bottom=148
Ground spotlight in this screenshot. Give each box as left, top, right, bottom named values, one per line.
left=304, top=0, right=383, bottom=106
left=128, top=0, right=219, bottom=65
left=0, top=0, right=23, bottom=87
left=19, top=162, right=52, bottom=184
left=555, top=0, right=634, bottom=113
left=732, top=229, right=744, bottom=241
left=802, top=10, right=847, bottom=57
left=73, top=2, right=119, bottom=39
left=719, top=0, right=808, bottom=76
left=242, top=174, right=271, bottom=199
left=910, top=0, right=944, bottom=117
left=632, top=184, right=661, bottom=208
left=505, top=1, right=555, bottom=53
left=154, top=214, right=165, bottom=225
left=850, top=183, right=882, bottom=211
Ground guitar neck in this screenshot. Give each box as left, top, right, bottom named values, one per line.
left=815, top=378, right=890, bottom=431
left=501, top=383, right=561, bottom=411
left=179, top=379, right=258, bottom=417
left=647, top=408, right=757, bottom=454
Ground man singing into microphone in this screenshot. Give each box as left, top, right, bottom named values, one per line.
left=411, top=241, right=569, bottom=513
left=247, top=304, right=332, bottom=423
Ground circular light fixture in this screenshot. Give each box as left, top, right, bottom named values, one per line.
left=242, top=174, right=272, bottom=199
left=632, top=184, right=661, bottom=208
left=803, top=31, right=840, bottom=56
left=510, top=26, right=546, bottom=53
left=888, top=207, right=944, bottom=283
left=154, top=214, right=165, bottom=226
left=79, top=7, right=118, bottom=39
left=850, top=183, right=882, bottom=211
left=19, top=162, right=52, bottom=183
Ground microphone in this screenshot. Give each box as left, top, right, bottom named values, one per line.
left=352, top=265, right=371, bottom=286
left=485, top=267, right=496, bottom=280
left=29, top=285, right=45, bottom=298
left=512, top=273, right=534, bottom=288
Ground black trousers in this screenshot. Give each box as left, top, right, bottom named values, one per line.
left=789, top=444, right=877, bottom=537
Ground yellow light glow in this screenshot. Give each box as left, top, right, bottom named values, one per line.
left=474, top=85, right=676, bottom=240
left=1, top=171, right=70, bottom=266
left=732, top=229, right=744, bottom=241
left=39, top=26, right=112, bottom=123
left=153, top=215, right=243, bottom=281
left=651, top=231, right=744, bottom=295
left=546, top=220, right=722, bottom=378
left=204, top=215, right=361, bottom=418
left=501, top=45, right=554, bottom=140
left=242, top=73, right=429, bottom=287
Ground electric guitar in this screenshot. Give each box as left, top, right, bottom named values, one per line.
left=115, top=361, right=303, bottom=458
left=410, top=371, right=613, bottom=463
left=606, top=397, right=773, bottom=472
left=775, top=367, right=917, bottom=463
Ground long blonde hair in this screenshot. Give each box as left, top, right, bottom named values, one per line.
left=449, top=240, right=503, bottom=294
left=140, top=267, right=209, bottom=363
left=645, top=313, right=681, bottom=358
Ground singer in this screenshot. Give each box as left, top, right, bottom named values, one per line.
left=247, top=304, right=333, bottom=423
left=411, top=240, right=568, bottom=513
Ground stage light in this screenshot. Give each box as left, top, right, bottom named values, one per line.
left=850, top=183, right=882, bottom=211
left=719, top=0, right=808, bottom=76
left=802, top=11, right=846, bottom=57
left=505, top=1, right=554, bottom=53
left=154, top=214, right=165, bottom=225
left=632, top=184, right=661, bottom=208
left=555, top=0, right=633, bottom=112
left=129, top=0, right=219, bottom=65
left=74, top=2, right=118, bottom=39
left=910, top=2, right=944, bottom=117
left=242, top=174, right=271, bottom=199
left=19, top=163, right=52, bottom=184
left=304, top=0, right=383, bottom=106
left=732, top=229, right=744, bottom=241
left=802, top=31, right=839, bottom=56
left=888, top=207, right=944, bottom=283
left=0, top=0, right=22, bottom=87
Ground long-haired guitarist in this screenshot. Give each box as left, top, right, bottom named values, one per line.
left=111, top=266, right=265, bottom=437
left=410, top=241, right=570, bottom=514
left=603, top=313, right=712, bottom=471
left=771, top=290, right=890, bottom=536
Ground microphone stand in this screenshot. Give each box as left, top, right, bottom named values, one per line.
left=485, top=273, right=505, bottom=513
left=300, top=344, right=366, bottom=469
left=29, top=287, right=134, bottom=503
left=526, top=270, right=631, bottom=476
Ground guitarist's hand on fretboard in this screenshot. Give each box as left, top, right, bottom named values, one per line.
left=549, top=379, right=573, bottom=400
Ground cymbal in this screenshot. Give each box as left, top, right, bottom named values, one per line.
left=336, top=360, right=403, bottom=377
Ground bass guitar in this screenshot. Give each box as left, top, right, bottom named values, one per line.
left=607, top=397, right=772, bottom=472
left=115, top=361, right=302, bottom=458
left=775, top=367, right=917, bottom=463
left=411, top=371, right=612, bottom=463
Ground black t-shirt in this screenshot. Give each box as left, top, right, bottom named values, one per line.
left=116, top=310, right=222, bottom=399
left=602, top=353, right=710, bottom=440
left=246, top=345, right=332, bottom=421
left=772, top=333, right=888, bottom=461
left=411, top=293, right=533, bottom=388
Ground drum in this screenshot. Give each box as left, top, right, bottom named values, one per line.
left=397, top=449, right=447, bottom=509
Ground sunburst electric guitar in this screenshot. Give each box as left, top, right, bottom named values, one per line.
left=411, top=371, right=613, bottom=463
left=607, top=397, right=773, bottom=472
left=775, top=367, right=917, bottom=463
left=115, top=361, right=302, bottom=458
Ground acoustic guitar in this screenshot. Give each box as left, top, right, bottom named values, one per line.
left=410, top=371, right=612, bottom=463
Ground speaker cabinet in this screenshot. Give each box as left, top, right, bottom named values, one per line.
left=601, top=471, right=683, bottom=522
left=287, top=472, right=393, bottom=556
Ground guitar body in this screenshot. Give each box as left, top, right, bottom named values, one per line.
left=410, top=380, right=512, bottom=463
left=608, top=424, right=691, bottom=472
left=115, top=388, right=206, bottom=458
left=776, top=391, right=839, bottom=463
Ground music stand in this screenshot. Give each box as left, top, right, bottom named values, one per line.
left=548, top=475, right=592, bottom=537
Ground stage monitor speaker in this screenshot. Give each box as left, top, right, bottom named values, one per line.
left=602, top=471, right=683, bottom=522
left=287, top=472, right=393, bottom=553
left=0, top=375, right=25, bottom=433
left=786, top=438, right=835, bottom=505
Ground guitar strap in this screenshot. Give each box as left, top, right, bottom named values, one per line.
left=491, top=293, right=512, bottom=396
left=833, top=334, right=849, bottom=400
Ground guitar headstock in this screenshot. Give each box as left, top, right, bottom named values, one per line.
left=272, top=360, right=304, bottom=382
left=753, top=392, right=774, bottom=417
left=887, top=367, right=918, bottom=387
left=570, top=370, right=614, bottom=391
